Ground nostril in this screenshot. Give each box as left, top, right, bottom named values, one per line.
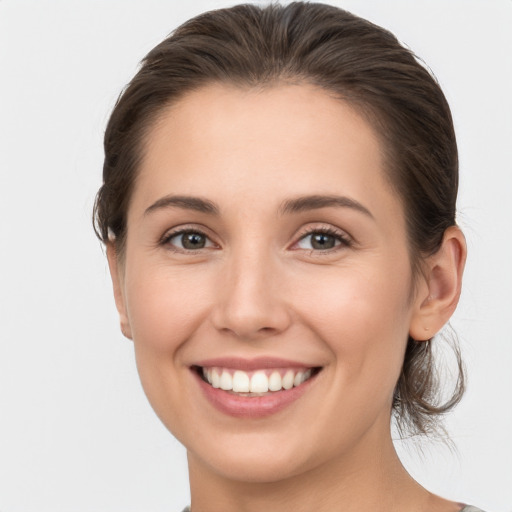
left=260, top=326, right=276, bottom=332
left=215, top=323, right=284, bottom=339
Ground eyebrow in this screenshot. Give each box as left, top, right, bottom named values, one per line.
left=144, top=195, right=219, bottom=216
left=143, top=193, right=373, bottom=219
left=279, top=194, right=374, bottom=218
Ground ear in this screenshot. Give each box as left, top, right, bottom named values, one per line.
left=106, top=243, right=133, bottom=340
left=409, top=226, right=467, bottom=341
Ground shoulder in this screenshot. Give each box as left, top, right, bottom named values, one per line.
left=180, top=505, right=486, bottom=512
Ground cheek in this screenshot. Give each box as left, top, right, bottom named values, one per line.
left=294, top=262, right=412, bottom=389
left=124, top=263, right=214, bottom=354
left=122, top=263, right=217, bottom=434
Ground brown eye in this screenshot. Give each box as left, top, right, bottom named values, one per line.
left=297, top=231, right=344, bottom=251
left=310, top=233, right=337, bottom=249
left=182, top=232, right=206, bottom=249
left=166, top=230, right=214, bottom=251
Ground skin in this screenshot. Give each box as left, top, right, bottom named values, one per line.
left=108, top=83, right=466, bottom=512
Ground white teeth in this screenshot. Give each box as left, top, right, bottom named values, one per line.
left=282, top=370, right=294, bottom=390
left=232, top=370, right=250, bottom=392
left=211, top=368, right=221, bottom=388
left=219, top=370, right=233, bottom=391
left=250, top=371, right=269, bottom=393
left=293, top=371, right=304, bottom=387
left=201, top=366, right=316, bottom=393
left=268, top=371, right=282, bottom=392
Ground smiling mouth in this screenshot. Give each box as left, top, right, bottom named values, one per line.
left=193, top=366, right=322, bottom=396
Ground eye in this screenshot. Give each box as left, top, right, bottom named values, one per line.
left=163, top=230, right=215, bottom=251
left=295, top=228, right=350, bottom=251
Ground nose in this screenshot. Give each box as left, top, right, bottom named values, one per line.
left=211, top=249, right=292, bottom=340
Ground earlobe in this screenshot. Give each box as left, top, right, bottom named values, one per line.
left=409, top=226, right=467, bottom=341
left=106, top=243, right=133, bottom=340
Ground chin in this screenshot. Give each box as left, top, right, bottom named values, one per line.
left=184, top=425, right=334, bottom=485
left=194, top=446, right=314, bottom=484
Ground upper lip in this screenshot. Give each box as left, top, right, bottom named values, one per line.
left=193, top=356, right=318, bottom=371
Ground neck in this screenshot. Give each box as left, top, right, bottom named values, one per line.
left=187, top=427, right=433, bottom=512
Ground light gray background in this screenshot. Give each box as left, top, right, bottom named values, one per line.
left=0, top=1, right=511, bottom=511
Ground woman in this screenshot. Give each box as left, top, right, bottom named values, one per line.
left=94, top=3, right=482, bottom=511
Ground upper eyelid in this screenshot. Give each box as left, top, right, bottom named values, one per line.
left=295, top=233, right=350, bottom=249
left=294, top=224, right=352, bottom=242
left=160, top=224, right=215, bottom=242
left=159, top=223, right=353, bottom=248
left=161, top=228, right=218, bottom=253
left=284, top=226, right=353, bottom=255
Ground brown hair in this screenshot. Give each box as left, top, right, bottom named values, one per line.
left=94, top=2, right=465, bottom=437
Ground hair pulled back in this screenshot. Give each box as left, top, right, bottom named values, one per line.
left=94, top=2, right=464, bottom=437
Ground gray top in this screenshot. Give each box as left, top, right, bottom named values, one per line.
left=181, top=506, right=485, bottom=512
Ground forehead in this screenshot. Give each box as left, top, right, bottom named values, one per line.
left=132, top=83, right=401, bottom=223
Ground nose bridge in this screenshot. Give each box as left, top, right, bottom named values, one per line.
left=213, top=238, right=290, bottom=338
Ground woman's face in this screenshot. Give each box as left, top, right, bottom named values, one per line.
left=110, top=83, right=426, bottom=482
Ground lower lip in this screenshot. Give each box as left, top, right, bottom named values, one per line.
left=193, top=369, right=319, bottom=419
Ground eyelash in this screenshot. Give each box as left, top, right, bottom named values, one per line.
left=160, top=226, right=352, bottom=253
left=160, top=228, right=216, bottom=252
left=294, top=226, right=352, bottom=252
